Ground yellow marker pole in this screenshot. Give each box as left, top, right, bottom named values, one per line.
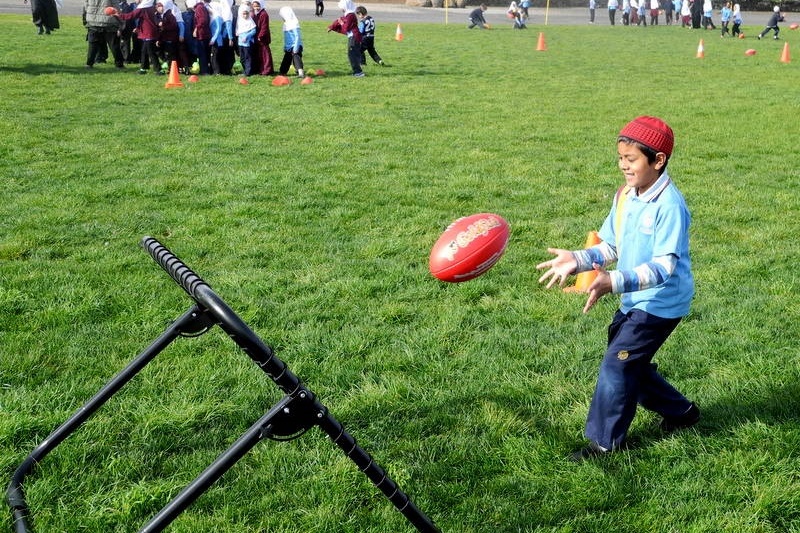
left=545, top=0, right=550, bottom=25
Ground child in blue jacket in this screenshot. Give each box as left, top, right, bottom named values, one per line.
left=236, top=4, right=256, bottom=75
left=538, top=116, right=699, bottom=461
left=278, top=6, right=305, bottom=78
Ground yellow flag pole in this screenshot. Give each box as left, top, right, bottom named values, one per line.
left=545, top=0, right=550, bottom=25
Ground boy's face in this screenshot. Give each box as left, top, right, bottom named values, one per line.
left=617, top=141, right=666, bottom=193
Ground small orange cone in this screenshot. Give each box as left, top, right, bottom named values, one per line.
left=536, top=32, right=547, bottom=51
left=780, top=42, right=791, bottom=63
left=563, top=231, right=602, bottom=293
left=164, top=60, right=184, bottom=88
left=395, top=24, right=404, bottom=41
left=696, top=39, right=705, bottom=58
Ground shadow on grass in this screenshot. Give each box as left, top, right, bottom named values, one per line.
left=0, top=64, right=135, bottom=75
left=628, top=379, right=800, bottom=450
left=695, top=380, right=800, bottom=433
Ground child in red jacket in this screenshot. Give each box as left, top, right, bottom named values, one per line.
left=117, top=0, right=176, bottom=74
left=251, top=0, right=274, bottom=75
left=327, top=0, right=363, bottom=77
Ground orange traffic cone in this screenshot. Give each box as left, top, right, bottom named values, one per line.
left=696, top=39, right=705, bottom=58
left=395, top=24, right=404, bottom=41
left=536, top=32, right=547, bottom=51
left=164, top=60, right=184, bottom=88
left=780, top=42, right=791, bottom=63
left=563, top=231, right=602, bottom=293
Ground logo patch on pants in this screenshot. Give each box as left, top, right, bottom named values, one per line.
left=617, top=350, right=629, bottom=361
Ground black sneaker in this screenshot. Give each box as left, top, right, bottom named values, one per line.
left=570, top=441, right=611, bottom=462
left=660, top=402, right=701, bottom=432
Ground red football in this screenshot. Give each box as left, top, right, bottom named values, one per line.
left=745, top=48, right=757, bottom=56
left=429, top=213, right=510, bottom=283
left=103, top=6, right=118, bottom=15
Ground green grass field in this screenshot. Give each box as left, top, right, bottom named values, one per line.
left=2, top=12, right=800, bottom=532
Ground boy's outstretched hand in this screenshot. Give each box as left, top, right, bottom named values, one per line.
left=536, top=248, right=577, bottom=289
left=537, top=251, right=613, bottom=314
left=583, top=264, right=612, bottom=314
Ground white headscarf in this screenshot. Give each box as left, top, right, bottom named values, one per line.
left=236, top=4, right=256, bottom=34
left=138, top=0, right=155, bottom=9
left=208, top=0, right=232, bottom=21
left=337, top=0, right=354, bottom=14
left=185, top=0, right=196, bottom=8
left=162, top=0, right=181, bottom=19
left=279, top=6, right=299, bottom=30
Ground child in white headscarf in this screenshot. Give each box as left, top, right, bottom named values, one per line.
left=278, top=6, right=304, bottom=77
left=208, top=0, right=234, bottom=73
left=236, top=3, right=256, bottom=75
left=327, top=0, right=363, bottom=77
left=731, top=3, right=742, bottom=37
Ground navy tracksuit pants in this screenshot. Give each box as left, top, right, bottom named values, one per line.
left=585, top=309, right=693, bottom=450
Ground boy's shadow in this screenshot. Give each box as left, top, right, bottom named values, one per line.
left=635, top=380, right=800, bottom=445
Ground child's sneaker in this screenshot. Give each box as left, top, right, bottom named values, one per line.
left=353, top=72, right=365, bottom=77
left=660, top=403, right=701, bottom=432
left=571, top=442, right=607, bottom=462
left=138, top=69, right=148, bottom=75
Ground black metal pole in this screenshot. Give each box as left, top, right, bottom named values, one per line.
left=141, top=237, right=441, bottom=532
left=316, top=412, right=440, bottom=533
left=138, top=395, right=296, bottom=533
left=6, top=307, right=209, bottom=533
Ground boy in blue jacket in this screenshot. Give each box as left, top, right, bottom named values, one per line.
left=538, top=116, right=700, bottom=461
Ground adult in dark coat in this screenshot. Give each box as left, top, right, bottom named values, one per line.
left=26, top=0, right=60, bottom=34
left=83, top=0, right=124, bottom=68
left=690, top=0, right=702, bottom=28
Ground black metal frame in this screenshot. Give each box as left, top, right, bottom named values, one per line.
left=6, top=236, right=439, bottom=533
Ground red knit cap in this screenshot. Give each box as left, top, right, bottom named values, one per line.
left=618, top=116, right=674, bottom=157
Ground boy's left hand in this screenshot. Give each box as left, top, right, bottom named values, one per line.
left=583, top=263, right=612, bottom=314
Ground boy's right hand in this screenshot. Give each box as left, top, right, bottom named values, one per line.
left=536, top=248, right=577, bottom=289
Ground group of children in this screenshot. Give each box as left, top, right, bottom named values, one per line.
left=100, top=0, right=385, bottom=77
left=506, top=0, right=530, bottom=29
left=600, top=0, right=786, bottom=41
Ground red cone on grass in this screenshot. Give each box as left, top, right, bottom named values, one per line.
left=780, top=42, right=791, bottom=63
left=537, top=32, right=547, bottom=51
left=164, top=61, right=184, bottom=88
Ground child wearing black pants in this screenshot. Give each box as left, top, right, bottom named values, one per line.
left=355, top=6, right=384, bottom=66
